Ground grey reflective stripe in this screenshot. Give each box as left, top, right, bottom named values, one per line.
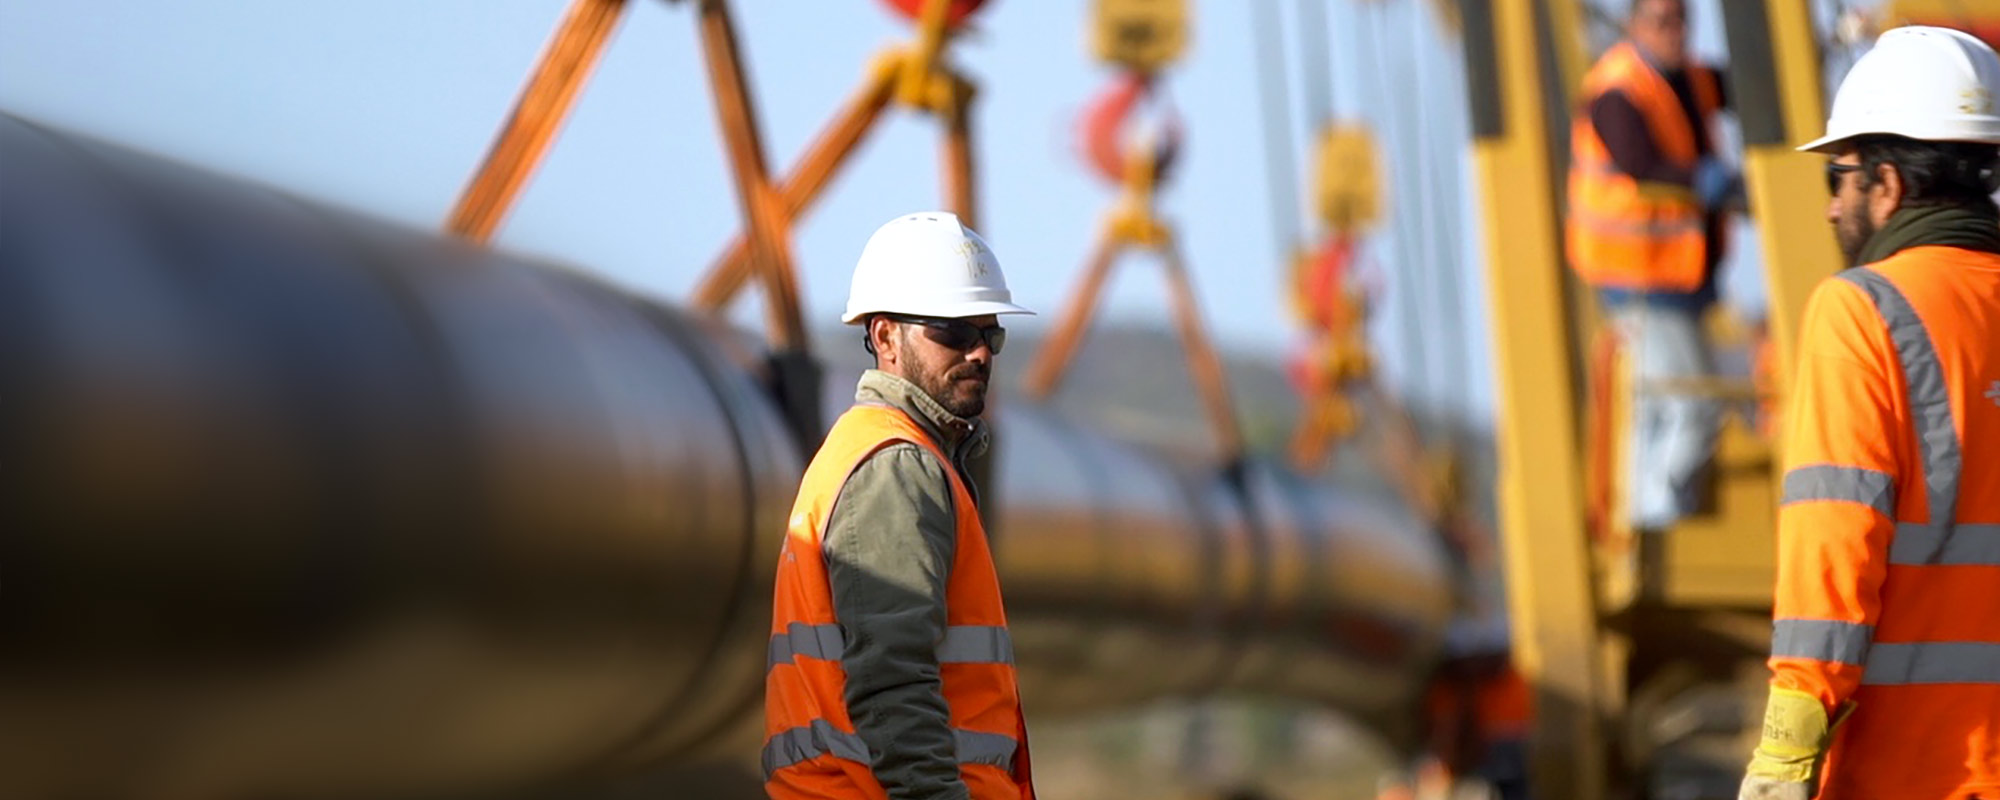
left=763, top=720, right=872, bottom=776
left=1864, top=641, right=2000, bottom=686
left=937, top=625, right=1014, bottom=664
left=762, top=721, right=1018, bottom=777
left=768, top=624, right=1014, bottom=670
left=768, top=622, right=844, bottom=669
left=1890, top=522, right=2000, bottom=566
left=1837, top=270, right=1963, bottom=565
left=954, top=729, right=1019, bottom=771
left=1570, top=209, right=1704, bottom=238
left=1782, top=464, right=1895, bottom=518
left=1574, top=158, right=1701, bottom=187
left=1771, top=618, right=1873, bottom=665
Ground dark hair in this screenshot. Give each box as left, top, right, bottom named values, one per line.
left=1629, top=0, right=1686, bottom=20
left=1852, top=134, right=2000, bottom=210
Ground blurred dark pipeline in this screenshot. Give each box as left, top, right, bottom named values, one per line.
left=0, top=113, right=1460, bottom=799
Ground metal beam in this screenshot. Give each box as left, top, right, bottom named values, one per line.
left=689, top=60, right=899, bottom=310
left=446, top=0, right=627, bottom=242
left=694, top=0, right=807, bottom=352
left=1461, top=0, right=1607, bottom=796
left=1724, top=0, right=1840, bottom=388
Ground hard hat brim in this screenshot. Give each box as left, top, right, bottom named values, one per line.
left=1797, top=129, right=2000, bottom=153
left=1796, top=132, right=1847, bottom=154
left=841, top=300, right=1037, bottom=325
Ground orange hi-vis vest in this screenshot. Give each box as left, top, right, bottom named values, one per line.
left=1567, top=42, right=1722, bottom=293
left=1769, top=246, right=2000, bottom=799
left=764, top=403, right=1033, bottom=800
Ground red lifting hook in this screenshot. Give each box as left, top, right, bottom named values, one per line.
left=878, top=0, right=989, bottom=28
left=1080, top=71, right=1185, bottom=187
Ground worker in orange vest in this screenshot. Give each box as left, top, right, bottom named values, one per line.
left=765, top=212, right=1036, bottom=800
left=1740, top=26, right=2000, bottom=800
left=1568, top=0, right=1739, bottom=532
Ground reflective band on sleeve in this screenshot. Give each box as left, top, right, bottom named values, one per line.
left=1569, top=209, right=1705, bottom=238
left=1837, top=270, right=1963, bottom=565
left=769, top=623, right=1014, bottom=670
left=768, top=622, right=845, bottom=670
left=763, top=720, right=873, bottom=777
left=1574, top=161, right=1702, bottom=197
left=1782, top=465, right=1896, bottom=518
left=1864, top=641, right=2000, bottom=686
left=954, top=729, right=1019, bottom=771
left=762, top=721, right=1019, bottom=777
left=1889, top=522, right=2000, bottom=566
left=937, top=625, right=1014, bottom=664
left=1771, top=618, right=1873, bottom=666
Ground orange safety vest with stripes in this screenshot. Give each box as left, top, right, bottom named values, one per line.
left=1769, top=245, right=2000, bottom=799
left=764, top=403, right=1033, bottom=800
left=1567, top=42, right=1722, bottom=293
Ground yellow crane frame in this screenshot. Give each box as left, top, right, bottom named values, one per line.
left=1465, top=0, right=1840, bottom=795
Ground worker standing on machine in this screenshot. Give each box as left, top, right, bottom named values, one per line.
left=1740, top=26, right=2000, bottom=800
left=765, top=212, right=1037, bottom=800
left=1568, top=0, right=1739, bottom=531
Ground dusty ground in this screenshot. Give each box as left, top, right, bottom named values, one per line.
left=479, top=698, right=1404, bottom=800
left=1028, top=699, right=1400, bottom=800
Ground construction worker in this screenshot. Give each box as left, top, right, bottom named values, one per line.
left=1739, top=26, right=2000, bottom=800
left=765, top=212, right=1037, bottom=800
left=1568, top=0, right=1739, bottom=531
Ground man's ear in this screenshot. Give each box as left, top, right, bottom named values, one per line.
left=868, top=316, right=897, bottom=365
left=1870, top=161, right=1905, bottom=223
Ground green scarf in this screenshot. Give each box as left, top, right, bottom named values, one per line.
left=1855, top=203, right=2000, bottom=265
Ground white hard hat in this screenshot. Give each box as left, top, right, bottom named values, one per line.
left=1800, top=25, right=2000, bottom=153
left=841, top=211, right=1036, bottom=324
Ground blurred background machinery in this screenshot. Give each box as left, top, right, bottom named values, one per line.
left=6, top=0, right=1994, bottom=798
left=0, top=103, right=1453, bottom=798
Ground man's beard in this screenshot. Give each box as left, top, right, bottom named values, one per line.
left=915, top=361, right=990, bottom=418
left=1837, top=202, right=1878, bottom=267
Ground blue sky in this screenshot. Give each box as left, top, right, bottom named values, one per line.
left=0, top=1, right=1799, bottom=430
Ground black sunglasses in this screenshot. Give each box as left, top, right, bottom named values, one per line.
left=882, top=314, right=1007, bottom=355
left=1826, top=162, right=1863, bottom=195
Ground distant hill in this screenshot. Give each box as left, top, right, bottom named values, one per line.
left=815, top=322, right=1496, bottom=515
left=817, top=322, right=1298, bottom=451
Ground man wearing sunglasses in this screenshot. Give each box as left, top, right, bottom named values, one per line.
left=766, top=212, right=1037, bottom=800
left=1739, top=27, right=2000, bottom=800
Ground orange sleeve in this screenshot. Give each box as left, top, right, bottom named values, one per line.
left=1770, top=278, right=1905, bottom=714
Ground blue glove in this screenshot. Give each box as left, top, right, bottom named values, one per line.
left=1694, top=157, right=1739, bottom=211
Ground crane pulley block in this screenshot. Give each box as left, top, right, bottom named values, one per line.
left=1314, top=124, right=1383, bottom=235
left=1092, top=0, right=1188, bottom=73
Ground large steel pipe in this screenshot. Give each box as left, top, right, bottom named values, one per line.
left=986, top=408, right=1454, bottom=727
left=0, top=114, right=1455, bottom=799
left=0, top=114, right=802, bottom=798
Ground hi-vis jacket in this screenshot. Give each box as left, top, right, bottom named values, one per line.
left=1771, top=244, right=2000, bottom=799
left=765, top=371, right=1032, bottom=800
left=1567, top=41, right=1723, bottom=292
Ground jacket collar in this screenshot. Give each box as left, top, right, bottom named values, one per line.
left=854, top=369, right=990, bottom=462
left=1855, top=202, right=2000, bottom=266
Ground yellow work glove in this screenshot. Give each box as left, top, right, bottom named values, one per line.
left=1738, top=687, right=1850, bottom=800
